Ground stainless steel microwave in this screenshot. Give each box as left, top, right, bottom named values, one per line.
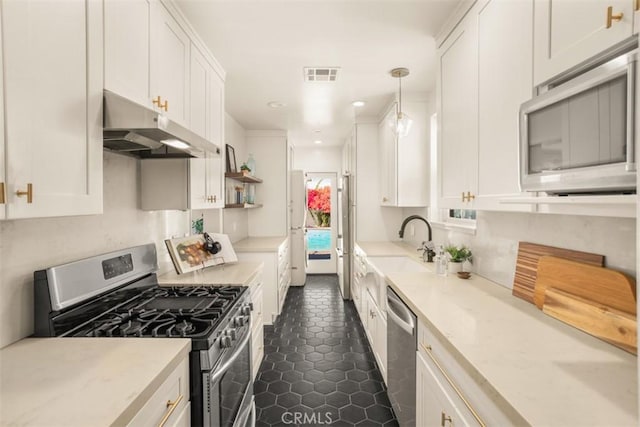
left=519, top=50, right=637, bottom=195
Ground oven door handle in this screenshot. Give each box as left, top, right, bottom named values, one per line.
left=210, top=329, right=251, bottom=385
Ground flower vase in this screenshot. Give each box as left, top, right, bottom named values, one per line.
left=448, top=261, right=463, bottom=274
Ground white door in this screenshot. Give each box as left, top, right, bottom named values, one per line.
left=305, top=173, right=337, bottom=274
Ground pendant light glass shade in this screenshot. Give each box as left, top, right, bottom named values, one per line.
left=389, top=68, right=412, bottom=138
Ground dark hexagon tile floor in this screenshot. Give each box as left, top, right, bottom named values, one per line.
left=254, top=274, right=398, bottom=427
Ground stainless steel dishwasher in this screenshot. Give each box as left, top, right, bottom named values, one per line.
left=386, top=286, right=417, bottom=427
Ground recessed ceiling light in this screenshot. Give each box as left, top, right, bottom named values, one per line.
left=267, top=101, right=286, bottom=108
left=314, top=140, right=323, bottom=144
left=352, top=101, right=365, bottom=107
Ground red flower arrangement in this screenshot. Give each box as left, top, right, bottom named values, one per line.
left=307, top=185, right=331, bottom=227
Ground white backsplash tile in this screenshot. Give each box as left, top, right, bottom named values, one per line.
left=0, top=152, right=190, bottom=348
left=402, top=208, right=636, bottom=288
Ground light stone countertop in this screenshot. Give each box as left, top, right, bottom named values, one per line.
left=158, top=261, right=263, bottom=286
left=232, top=236, right=287, bottom=252
left=0, top=338, right=191, bottom=426
left=384, top=270, right=638, bottom=426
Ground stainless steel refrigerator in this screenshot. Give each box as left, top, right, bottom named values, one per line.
left=290, top=170, right=307, bottom=286
left=336, top=174, right=353, bottom=299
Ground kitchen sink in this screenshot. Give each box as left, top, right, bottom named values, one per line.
left=366, top=256, right=432, bottom=309
left=368, top=256, right=432, bottom=274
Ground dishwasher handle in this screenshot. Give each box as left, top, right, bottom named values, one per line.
left=386, top=289, right=415, bottom=335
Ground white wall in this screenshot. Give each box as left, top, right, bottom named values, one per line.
left=222, top=113, right=249, bottom=243
left=355, top=122, right=404, bottom=241
left=402, top=207, right=636, bottom=288
left=293, top=146, right=342, bottom=173
left=0, top=152, right=190, bottom=348
left=246, top=130, right=288, bottom=237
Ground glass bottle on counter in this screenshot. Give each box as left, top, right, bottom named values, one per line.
left=435, top=245, right=448, bottom=276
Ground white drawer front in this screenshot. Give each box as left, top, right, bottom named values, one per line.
left=128, top=357, right=189, bottom=427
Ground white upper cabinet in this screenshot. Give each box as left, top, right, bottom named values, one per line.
left=151, top=1, right=190, bottom=127
left=379, top=100, right=429, bottom=207
left=534, top=0, right=636, bottom=85
left=189, top=43, right=224, bottom=209
left=104, top=0, right=151, bottom=108
left=0, top=8, right=5, bottom=221
left=438, top=15, right=478, bottom=210
left=189, top=44, right=211, bottom=140
left=2, top=0, right=103, bottom=219
left=378, top=104, right=397, bottom=206
left=476, top=0, right=534, bottom=211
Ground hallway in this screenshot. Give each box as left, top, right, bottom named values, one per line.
left=254, top=275, right=398, bottom=427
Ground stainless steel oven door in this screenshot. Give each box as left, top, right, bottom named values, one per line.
left=203, top=327, right=253, bottom=427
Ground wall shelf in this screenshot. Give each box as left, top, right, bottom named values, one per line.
left=224, top=203, right=263, bottom=209
left=225, top=172, right=263, bottom=183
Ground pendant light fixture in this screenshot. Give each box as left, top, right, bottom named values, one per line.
left=389, top=67, right=413, bottom=138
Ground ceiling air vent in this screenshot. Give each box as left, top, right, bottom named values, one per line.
left=304, top=67, right=340, bottom=82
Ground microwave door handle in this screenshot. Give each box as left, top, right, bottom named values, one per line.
left=210, top=329, right=251, bottom=385
left=625, top=60, right=636, bottom=172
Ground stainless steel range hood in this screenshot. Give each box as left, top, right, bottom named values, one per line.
left=103, top=90, right=220, bottom=158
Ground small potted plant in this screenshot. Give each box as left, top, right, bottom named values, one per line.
left=444, top=244, right=472, bottom=273
left=240, top=163, right=251, bottom=175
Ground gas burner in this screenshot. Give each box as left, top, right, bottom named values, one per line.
left=120, top=320, right=143, bottom=336
left=175, top=320, right=195, bottom=334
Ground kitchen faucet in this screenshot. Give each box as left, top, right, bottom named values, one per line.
left=398, top=215, right=435, bottom=262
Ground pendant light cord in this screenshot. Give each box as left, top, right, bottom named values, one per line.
left=398, top=75, right=403, bottom=116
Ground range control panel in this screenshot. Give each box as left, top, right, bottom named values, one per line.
left=102, top=254, right=134, bottom=280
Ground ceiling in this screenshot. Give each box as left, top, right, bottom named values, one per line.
left=175, top=0, right=461, bottom=147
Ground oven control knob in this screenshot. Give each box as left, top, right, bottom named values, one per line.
left=220, top=335, right=232, bottom=348
left=241, top=304, right=252, bottom=315
left=227, top=328, right=237, bottom=340
left=235, top=316, right=246, bottom=327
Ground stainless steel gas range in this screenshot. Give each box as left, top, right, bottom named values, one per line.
left=33, top=243, right=254, bottom=427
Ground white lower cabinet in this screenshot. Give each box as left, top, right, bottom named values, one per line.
left=249, top=272, right=265, bottom=380
left=237, top=238, right=290, bottom=325
left=353, top=246, right=387, bottom=382
left=416, top=320, right=524, bottom=426
left=128, top=356, right=190, bottom=427
left=365, top=291, right=387, bottom=382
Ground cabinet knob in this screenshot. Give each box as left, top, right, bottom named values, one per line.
left=441, top=412, right=452, bottom=427
left=153, top=96, right=169, bottom=112
left=16, top=183, right=33, bottom=203
left=0, top=182, right=5, bottom=204
left=606, top=6, right=624, bottom=28
left=462, top=191, right=475, bottom=202
left=207, top=195, right=217, bottom=203
left=382, top=197, right=388, bottom=203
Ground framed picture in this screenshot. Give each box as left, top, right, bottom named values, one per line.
left=226, top=144, right=237, bottom=173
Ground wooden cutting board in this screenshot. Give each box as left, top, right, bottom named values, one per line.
left=534, top=256, right=636, bottom=314
left=512, top=242, right=604, bottom=304
left=543, top=287, right=637, bottom=354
